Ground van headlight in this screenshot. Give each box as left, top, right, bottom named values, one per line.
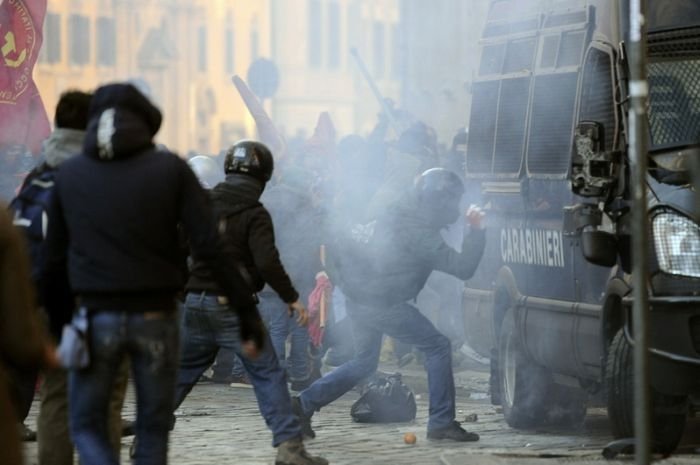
left=653, top=213, right=700, bottom=278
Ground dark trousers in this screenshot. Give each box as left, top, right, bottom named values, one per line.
left=298, top=300, right=455, bottom=431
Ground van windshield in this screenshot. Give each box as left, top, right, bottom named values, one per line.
left=648, top=46, right=700, bottom=151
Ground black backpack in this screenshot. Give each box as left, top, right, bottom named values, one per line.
left=8, top=163, right=57, bottom=281
left=350, top=373, right=417, bottom=423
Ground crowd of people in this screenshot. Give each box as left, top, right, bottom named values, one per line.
left=1, top=82, right=485, bottom=465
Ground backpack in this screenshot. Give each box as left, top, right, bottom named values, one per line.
left=8, top=163, right=57, bottom=281
left=350, top=373, right=417, bottom=423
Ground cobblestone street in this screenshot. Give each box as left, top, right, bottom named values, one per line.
left=22, top=361, right=700, bottom=465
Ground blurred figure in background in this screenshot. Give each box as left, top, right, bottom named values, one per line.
left=0, top=204, right=56, bottom=465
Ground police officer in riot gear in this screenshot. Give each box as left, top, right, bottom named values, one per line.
left=293, top=168, right=486, bottom=443
left=175, top=141, right=327, bottom=465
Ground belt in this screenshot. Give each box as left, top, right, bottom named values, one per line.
left=189, top=290, right=230, bottom=305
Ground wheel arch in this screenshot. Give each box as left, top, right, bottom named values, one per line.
left=601, top=277, right=631, bottom=358
left=493, top=266, right=523, bottom=338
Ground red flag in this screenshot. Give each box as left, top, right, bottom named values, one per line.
left=232, top=75, right=287, bottom=159
left=0, top=0, right=50, bottom=155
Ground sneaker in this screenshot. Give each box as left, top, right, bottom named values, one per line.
left=229, top=374, right=253, bottom=389
left=18, top=423, right=36, bottom=442
left=291, top=396, right=316, bottom=439
left=427, top=421, right=479, bottom=442
left=275, top=438, right=328, bottom=465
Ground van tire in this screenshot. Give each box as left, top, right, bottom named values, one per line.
left=605, top=329, right=687, bottom=453
left=498, top=309, right=551, bottom=428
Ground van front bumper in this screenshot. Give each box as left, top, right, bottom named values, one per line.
left=623, top=296, right=700, bottom=396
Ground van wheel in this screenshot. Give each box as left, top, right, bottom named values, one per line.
left=498, top=309, right=587, bottom=428
left=605, top=329, right=687, bottom=453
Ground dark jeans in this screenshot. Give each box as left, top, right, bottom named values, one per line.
left=259, top=294, right=310, bottom=381
left=298, top=300, right=455, bottom=431
left=69, top=309, right=178, bottom=465
left=174, top=292, right=300, bottom=446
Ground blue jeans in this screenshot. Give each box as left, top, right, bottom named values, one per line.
left=174, top=292, right=300, bottom=446
left=298, top=300, right=455, bottom=431
left=69, top=309, right=178, bottom=465
left=259, top=294, right=310, bottom=381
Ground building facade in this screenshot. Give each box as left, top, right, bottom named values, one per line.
left=34, top=0, right=489, bottom=154
left=35, top=0, right=270, bottom=155
left=268, top=0, right=402, bottom=141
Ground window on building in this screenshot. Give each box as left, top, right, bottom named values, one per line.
left=198, top=26, right=207, bottom=72
left=97, top=17, right=116, bottom=66
left=251, top=27, right=259, bottom=61
left=391, top=24, right=402, bottom=79
left=40, top=13, right=61, bottom=64
left=327, top=1, right=340, bottom=69
left=225, top=27, right=235, bottom=74
left=308, top=0, right=322, bottom=67
left=69, top=15, right=90, bottom=66
left=373, top=22, right=385, bottom=78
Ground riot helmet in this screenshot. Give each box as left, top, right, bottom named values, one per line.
left=415, top=168, right=465, bottom=226
left=224, top=140, right=274, bottom=183
left=188, top=155, right=222, bottom=189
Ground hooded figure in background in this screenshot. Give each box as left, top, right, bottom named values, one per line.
left=364, top=121, right=439, bottom=221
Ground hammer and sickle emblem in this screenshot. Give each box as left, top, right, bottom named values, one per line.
left=2, top=31, right=27, bottom=68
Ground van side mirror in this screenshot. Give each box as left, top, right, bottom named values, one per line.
left=570, top=121, right=620, bottom=197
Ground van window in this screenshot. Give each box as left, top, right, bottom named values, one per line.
left=466, top=81, right=500, bottom=173
left=494, top=78, right=530, bottom=173
left=480, top=44, right=506, bottom=75
left=540, top=35, right=559, bottom=68
left=579, top=48, right=615, bottom=150
left=527, top=73, right=579, bottom=174
left=558, top=31, right=585, bottom=67
left=467, top=78, right=530, bottom=175
left=504, top=39, right=536, bottom=73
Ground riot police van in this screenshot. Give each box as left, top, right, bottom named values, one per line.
left=462, top=0, right=700, bottom=451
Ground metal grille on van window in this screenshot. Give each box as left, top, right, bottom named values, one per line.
left=483, top=18, right=539, bottom=38
left=504, top=39, right=535, bottom=73
left=579, top=50, right=615, bottom=150
left=557, top=31, right=585, bottom=67
left=648, top=60, right=700, bottom=148
left=466, top=81, right=499, bottom=173
left=479, top=43, right=505, bottom=75
left=540, top=36, right=559, bottom=68
left=493, top=78, right=530, bottom=173
left=527, top=73, right=578, bottom=174
left=544, top=11, right=587, bottom=28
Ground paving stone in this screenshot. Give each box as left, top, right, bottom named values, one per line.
left=21, top=364, right=700, bottom=465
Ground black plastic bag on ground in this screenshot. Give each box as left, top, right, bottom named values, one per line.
left=350, top=373, right=417, bottom=423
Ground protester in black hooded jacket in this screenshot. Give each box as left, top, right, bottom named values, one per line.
left=187, top=176, right=298, bottom=302
left=175, top=141, right=327, bottom=465
left=41, top=83, right=263, bottom=465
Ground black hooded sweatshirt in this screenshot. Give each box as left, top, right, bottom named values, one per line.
left=41, top=84, right=257, bottom=334
left=333, top=193, right=486, bottom=308
left=187, top=174, right=299, bottom=304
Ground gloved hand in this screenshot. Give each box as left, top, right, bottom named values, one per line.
left=466, top=205, right=486, bottom=230
left=238, top=309, right=266, bottom=359
left=288, top=300, right=309, bottom=326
